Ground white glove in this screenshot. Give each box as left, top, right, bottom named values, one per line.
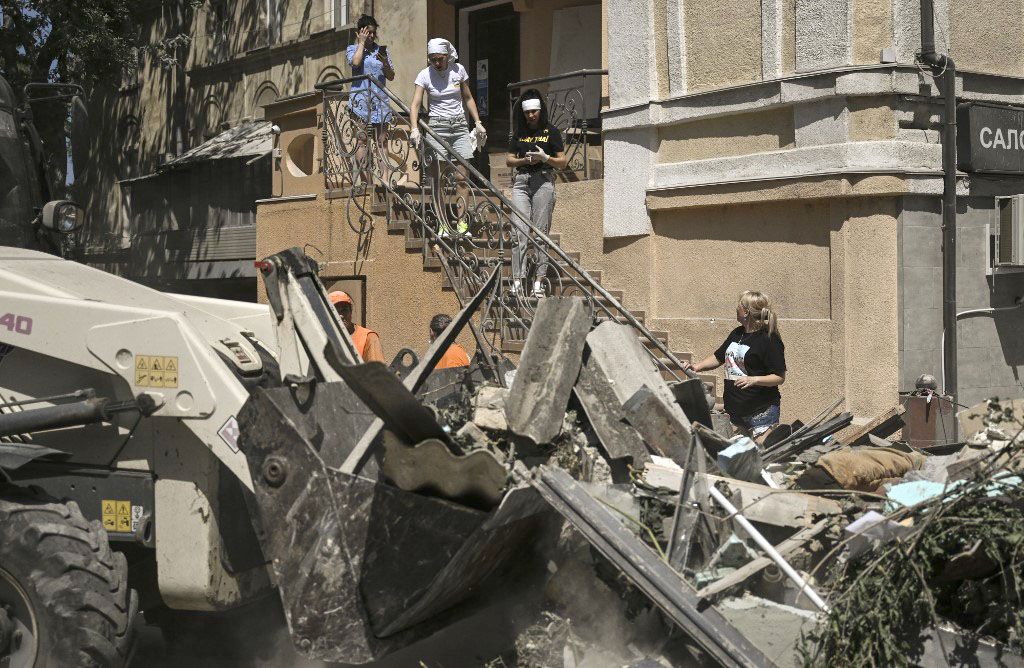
left=526, top=147, right=549, bottom=164
left=410, top=127, right=421, bottom=148
left=473, top=122, right=487, bottom=149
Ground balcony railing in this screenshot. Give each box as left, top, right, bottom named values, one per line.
left=316, top=77, right=685, bottom=383
left=507, top=69, right=606, bottom=181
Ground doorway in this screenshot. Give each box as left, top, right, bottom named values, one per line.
left=462, top=2, right=519, bottom=161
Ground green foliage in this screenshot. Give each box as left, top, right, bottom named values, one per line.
left=799, top=443, right=1024, bottom=666
left=0, top=0, right=136, bottom=93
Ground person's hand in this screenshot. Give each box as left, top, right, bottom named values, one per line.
left=680, top=360, right=694, bottom=373
left=526, top=147, right=549, bottom=164
left=734, top=375, right=759, bottom=389
left=356, top=26, right=371, bottom=46
left=474, top=122, right=487, bottom=148
left=409, top=127, right=421, bottom=148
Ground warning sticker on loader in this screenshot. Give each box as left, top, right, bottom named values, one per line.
left=134, top=355, right=179, bottom=388
left=101, top=500, right=144, bottom=534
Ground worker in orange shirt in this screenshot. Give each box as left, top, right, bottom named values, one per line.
left=329, top=291, right=385, bottom=363
left=429, top=313, right=470, bottom=369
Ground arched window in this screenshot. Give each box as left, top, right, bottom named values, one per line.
left=317, top=66, right=344, bottom=86
left=199, top=96, right=223, bottom=141
left=252, top=82, right=280, bottom=120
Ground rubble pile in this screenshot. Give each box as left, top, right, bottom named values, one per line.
left=405, top=297, right=1024, bottom=667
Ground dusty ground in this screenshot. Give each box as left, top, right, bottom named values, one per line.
left=131, top=593, right=535, bottom=667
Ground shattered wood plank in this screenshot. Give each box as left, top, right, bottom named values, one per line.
left=696, top=519, right=830, bottom=600
left=530, top=465, right=773, bottom=668
left=505, top=297, right=591, bottom=444
left=842, top=405, right=907, bottom=446
left=573, top=353, right=650, bottom=466
left=667, top=434, right=708, bottom=572
left=643, top=457, right=843, bottom=528
left=623, top=385, right=692, bottom=466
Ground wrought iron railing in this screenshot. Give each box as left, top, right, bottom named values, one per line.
left=316, top=76, right=685, bottom=382
left=507, top=69, right=606, bottom=180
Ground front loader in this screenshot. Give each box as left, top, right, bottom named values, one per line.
left=0, top=246, right=770, bottom=667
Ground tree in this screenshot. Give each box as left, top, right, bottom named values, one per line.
left=0, top=0, right=198, bottom=190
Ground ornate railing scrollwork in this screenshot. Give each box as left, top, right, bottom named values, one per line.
left=507, top=69, right=606, bottom=180
left=316, top=76, right=685, bottom=384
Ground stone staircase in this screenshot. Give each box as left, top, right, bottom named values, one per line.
left=369, top=185, right=718, bottom=397
left=317, top=81, right=717, bottom=398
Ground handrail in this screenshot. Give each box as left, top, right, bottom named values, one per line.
left=318, top=76, right=689, bottom=382
left=506, top=68, right=608, bottom=90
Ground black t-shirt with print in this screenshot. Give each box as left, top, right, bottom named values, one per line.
left=714, top=326, right=786, bottom=419
left=512, top=123, right=564, bottom=173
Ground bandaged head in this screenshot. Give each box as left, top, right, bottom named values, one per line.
left=521, top=98, right=542, bottom=112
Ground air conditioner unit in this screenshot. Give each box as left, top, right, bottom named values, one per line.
left=988, top=196, right=1024, bottom=274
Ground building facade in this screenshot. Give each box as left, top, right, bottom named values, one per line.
left=601, top=0, right=1024, bottom=417
left=83, top=0, right=1024, bottom=425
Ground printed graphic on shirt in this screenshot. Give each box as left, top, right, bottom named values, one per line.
left=723, top=342, right=750, bottom=379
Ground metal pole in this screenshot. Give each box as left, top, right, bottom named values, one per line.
left=919, top=0, right=958, bottom=402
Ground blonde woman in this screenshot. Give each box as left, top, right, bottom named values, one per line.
left=683, top=291, right=786, bottom=442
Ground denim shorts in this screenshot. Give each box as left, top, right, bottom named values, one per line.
left=425, top=115, right=474, bottom=161
left=732, top=403, right=781, bottom=437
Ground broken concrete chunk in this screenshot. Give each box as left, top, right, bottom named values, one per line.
left=473, top=384, right=509, bottom=431
left=716, top=437, right=763, bottom=482
left=585, top=322, right=683, bottom=417
left=505, top=297, right=591, bottom=444
left=456, top=421, right=490, bottom=448
left=573, top=354, right=650, bottom=467
left=623, top=385, right=692, bottom=466
left=644, top=456, right=843, bottom=528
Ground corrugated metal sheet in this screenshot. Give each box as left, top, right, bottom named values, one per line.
left=164, top=121, right=272, bottom=168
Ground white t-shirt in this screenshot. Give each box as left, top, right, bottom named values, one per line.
left=414, top=63, right=468, bottom=118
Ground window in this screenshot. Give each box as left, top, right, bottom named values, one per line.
left=990, top=196, right=1024, bottom=271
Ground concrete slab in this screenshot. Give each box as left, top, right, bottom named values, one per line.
left=473, top=385, right=510, bottom=432
left=505, top=297, right=592, bottom=444
left=574, top=354, right=651, bottom=467
left=623, top=385, right=692, bottom=466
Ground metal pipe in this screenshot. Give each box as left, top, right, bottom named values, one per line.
left=506, top=69, right=608, bottom=90
left=708, top=485, right=831, bottom=612
left=0, top=398, right=109, bottom=438
left=919, top=0, right=959, bottom=403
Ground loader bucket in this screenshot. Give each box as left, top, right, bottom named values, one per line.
left=237, top=382, right=548, bottom=665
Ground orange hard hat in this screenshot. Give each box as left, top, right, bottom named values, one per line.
left=328, top=291, right=353, bottom=305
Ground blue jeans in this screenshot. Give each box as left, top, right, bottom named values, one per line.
left=732, top=403, right=781, bottom=438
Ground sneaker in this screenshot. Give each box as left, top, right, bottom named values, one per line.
left=456, top=218, right=471, bottom=237
left=531, top=280, right=546, bottom=298
left=511, top=279, right=523, bottom=296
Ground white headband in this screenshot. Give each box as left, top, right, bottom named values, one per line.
left=521, top=98, right=542, bottom=111
left=427, top=38, right=458, bottom=62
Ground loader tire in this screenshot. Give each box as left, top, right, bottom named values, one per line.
left=0, top=489, right=138, bottom=667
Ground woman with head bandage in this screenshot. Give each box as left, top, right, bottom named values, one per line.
left=506, top=89, right=569, bottom=297
left=409, top=38, right=487, bottom=236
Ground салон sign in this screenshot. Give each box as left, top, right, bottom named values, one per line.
left=958, top=102, right=1024, bottom=174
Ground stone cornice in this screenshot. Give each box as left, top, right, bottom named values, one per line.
left=603, top=64, right=1024, bottom=132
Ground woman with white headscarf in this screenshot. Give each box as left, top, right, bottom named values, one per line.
left=409, top=38, right=486, bottom=236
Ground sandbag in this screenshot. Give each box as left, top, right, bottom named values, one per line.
left=815, top=447, right=927, bottom=491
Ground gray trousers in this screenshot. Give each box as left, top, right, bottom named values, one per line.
left=510, top=170, right=556, bottom=281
